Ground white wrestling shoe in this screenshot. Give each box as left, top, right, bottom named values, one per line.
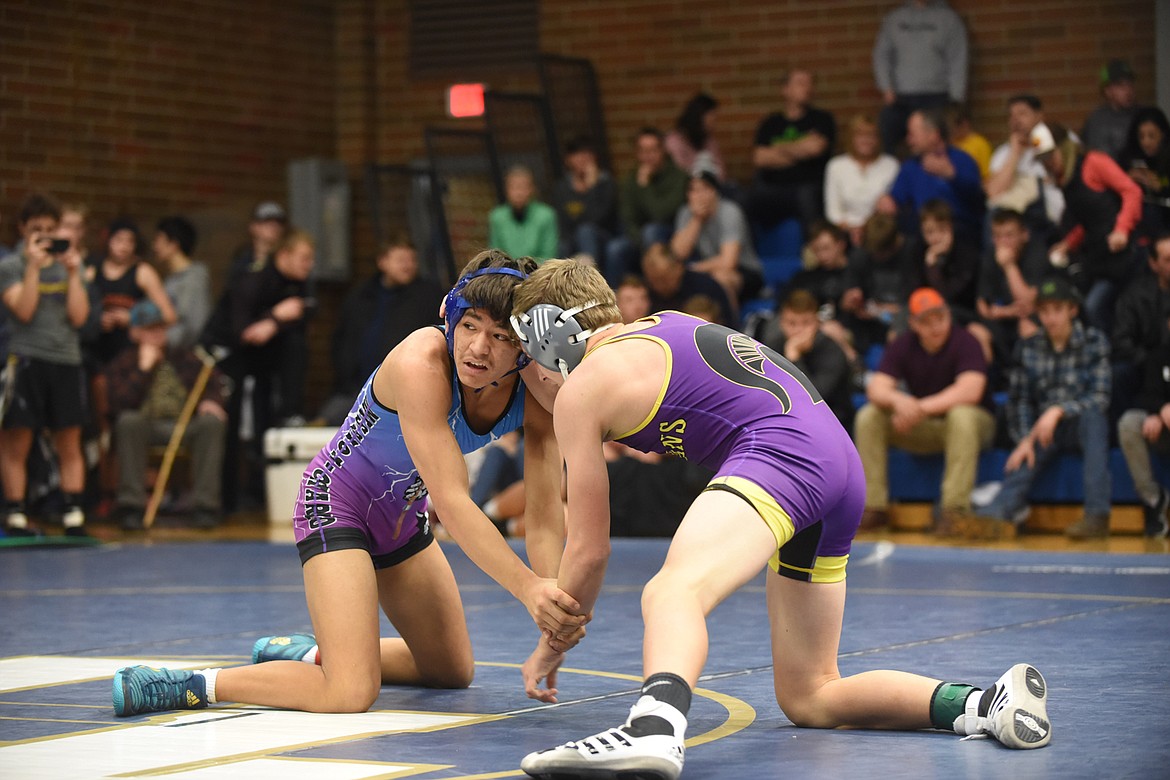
left=521, top=695, right=686, bottom=780
left=954, top=664, right=1051, bottom=749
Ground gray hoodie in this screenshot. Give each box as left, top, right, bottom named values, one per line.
left=873, top=0, right=968, bottom=101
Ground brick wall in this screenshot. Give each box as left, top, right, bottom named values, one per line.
left=2, top=0, right=1158, bottom=414
left=342, top=0, right=1156, bottom=181
left=0, top=0, right=335, bottom=285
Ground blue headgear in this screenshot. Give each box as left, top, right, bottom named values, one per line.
left=510, top=300, right=616, bottom=379
left=444, top=266, right=530, bottom=368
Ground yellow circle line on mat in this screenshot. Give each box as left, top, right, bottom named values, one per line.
left=475, top=661, right=756, bottom=748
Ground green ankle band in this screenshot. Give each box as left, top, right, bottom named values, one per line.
left=930, top=682, right=976, bottom=730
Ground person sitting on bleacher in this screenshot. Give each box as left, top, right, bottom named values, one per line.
left=970, top=276, right=1112, bottom=540
left=904, top=199, right=981, bottom=325
left=823, top=113, right=899, bottom=248
left=670, top=168, right=763, bottom=312
left=837, top=212, right=911, bottom=356
left=779, top=221, right=859, bottom=364
left=971, top=209, right=1052, bottom=381
left=640, top=242, right=734, bottom=327
left=1114, top=232, right=1170, bottom=537
left=854, top=287, right=995, bottom=534
left=758, top=289, right=855, bottom=432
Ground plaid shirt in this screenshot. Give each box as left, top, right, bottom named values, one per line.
left=1007, top=321, right=1111, bottom=443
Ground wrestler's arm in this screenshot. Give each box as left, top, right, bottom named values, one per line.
left=519, top=380, right=566, bottom=580
left=382, top=330, right=581, bottom=634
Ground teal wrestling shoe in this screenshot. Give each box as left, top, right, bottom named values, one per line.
left=112, top=666, right=208, bottom=717
left=251, top=633, right=318, bottom=664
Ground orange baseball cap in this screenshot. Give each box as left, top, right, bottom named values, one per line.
left=908, top=287, right=947, bottom=316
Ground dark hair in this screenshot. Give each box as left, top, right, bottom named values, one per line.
left=781, top=288, right=819, bottom=315
left=990, top=208, right=1027, bottom=229
left=1120, top=106, right=1170, bottom=170
left=1007, top=94, right=1043, bottom=111
left=675, top=92, right=718, bottom=151
left=18, top=192, right=61, bottom=225
left=155, top=215, right=197, bottom=256
left=634, top=126, right=664, bottom=145
left=380, top=230, right=415, bottom=255
left=914, top=107, right=949, bottom=143
left=805, top=220, right=846, bottom=245
left=457, top=249, right=539, bottom=326
left=564, top=134, right=596, bottom=156
left=919, top=199, right=953, bottom=225
left=107, top=217, right=141, bottom=252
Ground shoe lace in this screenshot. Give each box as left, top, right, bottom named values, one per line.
left=567, top=727, right=634, bottom=755
left=136, top=669, right=190, bottom=710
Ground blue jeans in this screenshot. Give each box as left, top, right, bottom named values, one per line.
left=981, top=408, right=1112, bottom=521
left=558, top=223, right=611, bottom=266
left=604, top=222, right=673, bottom=287
left=1082, top=278, right=1118, bottom=336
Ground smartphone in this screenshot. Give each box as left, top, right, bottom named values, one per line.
left=43, top=238, right=71, bottom=254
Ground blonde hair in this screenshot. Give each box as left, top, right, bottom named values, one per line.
left=512, top=258, right=620, bottom=333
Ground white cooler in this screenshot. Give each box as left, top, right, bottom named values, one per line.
left=264, top=427, right=337, bottom=525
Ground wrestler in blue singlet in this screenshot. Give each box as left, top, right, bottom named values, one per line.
left=596, top=311, right=865, bottom=582
left=292, top=348, right=525, bottom=568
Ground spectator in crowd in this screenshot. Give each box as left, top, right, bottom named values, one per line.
left=552, top=136, right=618, bottom=270
left=986, top=94, right=1066, bottom=235
left=854, top=287, right=994, bottom=533
left=86, top=218, right=177, bottom=369
left=872, top=0, right=968, bottom=155
left=85, top=218, right=177, bottom=503
left=681, top=293, right=722, bottom=323
left=671, top=169, right=764, bottom=309
left=1082, top=59, right=1141, bottom=162
left=823, top=113, right=900, bottom=248
left=1040, top=122, right=1143, bottom=334
left=970, top=277, right=1112, bottom=539
left=877, top=108, right=985, bottom=248
left=745, top=68, right=836, bottom=231
left=664, top=92, right=725, bottom=182
left=973, top=209, right=1050, bottom=373
left=780, top=221, right=859, bottom=362
left=947, top=103, right=992, bottom=180
left=488, top=165, right=558, bottom=263
left=1118, top=106, right=1170, bottom=239
left=203, top=230, right=315, bottom=512
left=641, top=242, right=734, bottom=327
left=317, top=235, right=444, bottom=427
left=838, top=212, right=912, bottom=352
left=59, top=203, right=94, bottom=268
left=608, top=128, right=689, bottom=287
left=759, top=289, right=855, bottom=431
left=904, top=199, right=980, bottom=324
left=0, top=194, right=91, bottom=537
left=228, top=201, right=288, bottom=283
left=153, top=216, right=211, bottom=351
left=614, top=275, right=651, bottom=324
left=1115, top=232, right=1170, bottom=537
left=1113, top=232, right=1170, bottom=426
left=106, top=302, right=228, bottom=530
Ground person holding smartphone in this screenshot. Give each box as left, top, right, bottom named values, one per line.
left=0, top=193, right=91, bottom=537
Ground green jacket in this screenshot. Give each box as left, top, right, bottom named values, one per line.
left=488, top=201, right=559, bottom=261
left=618, top=161, right=689, bottom=243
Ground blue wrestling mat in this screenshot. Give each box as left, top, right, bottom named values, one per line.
left=2, top=538, right=1168, bottom=778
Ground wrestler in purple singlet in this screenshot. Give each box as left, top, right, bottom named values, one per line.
left=598, top=311, right=865, bottom=580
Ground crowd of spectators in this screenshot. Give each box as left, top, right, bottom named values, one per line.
left=3, top=0, right=1168, bottom=544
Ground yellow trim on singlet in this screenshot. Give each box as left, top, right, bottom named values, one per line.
left=708, top=475, right=849, bottom=583
left=582, top=314, right=674, bottom=441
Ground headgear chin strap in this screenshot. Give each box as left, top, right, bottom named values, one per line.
left=510, top=300, right=617, bottom=379
left=444, top=266, right=530, bottom=370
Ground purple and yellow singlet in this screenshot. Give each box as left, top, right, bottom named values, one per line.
left=598, top=311, right=864, bottom=582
